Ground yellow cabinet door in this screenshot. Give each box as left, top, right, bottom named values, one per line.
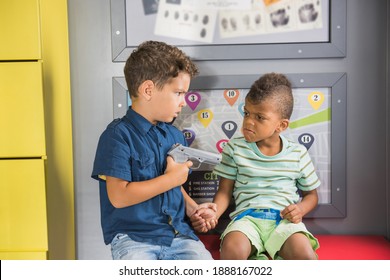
left=0, top=159, right=48, bottom=257
left=0, top=62, right=46, bottom=158
left=0, top=251, right=47, bottom=260
left=0, top=0, right=41, bottom=60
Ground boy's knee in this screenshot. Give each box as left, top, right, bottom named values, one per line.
left=278, top=232, right=317, bottom=260
left=220, top=232, right=252, bottom=260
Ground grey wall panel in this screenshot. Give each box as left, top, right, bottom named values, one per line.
left=111, top=0, right=346, bottom=61
left=68, top=0, right=389, bottom=259
left=387, top=1, right=390, bottom=241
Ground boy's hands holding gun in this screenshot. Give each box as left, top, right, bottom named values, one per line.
left=167, top=143, right=221, bottom=232
left=165, top=156, right=193, bottom=187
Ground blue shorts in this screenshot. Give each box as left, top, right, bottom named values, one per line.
left=111, top=233, right=213, bottom=260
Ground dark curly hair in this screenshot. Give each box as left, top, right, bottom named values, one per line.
left=124, top=41, right=199, bottom=98
left=246, top=72, right=293, bottom=119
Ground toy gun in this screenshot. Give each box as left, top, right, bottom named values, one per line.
left=168, top=143, right=222, bottom=169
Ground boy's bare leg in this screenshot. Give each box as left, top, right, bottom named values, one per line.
left=220, top=231, right=253, bottom=260
left=278, top=232, right=317, bottom=260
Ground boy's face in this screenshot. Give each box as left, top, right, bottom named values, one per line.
left=150, top=72, right=191, bottom=124
left=242, top=98, right=288, bottom=144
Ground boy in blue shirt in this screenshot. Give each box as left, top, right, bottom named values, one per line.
left=92, top=41, right=215, bottom=260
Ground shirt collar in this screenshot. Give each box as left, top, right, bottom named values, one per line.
left=124, top=107, right=168, bottom=136
left=248, top=135, right=288, bottom=158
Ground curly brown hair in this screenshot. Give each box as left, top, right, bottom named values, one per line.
left=124, top=41, right=199, bottom=98
left=246, top=72, right=294, bottom=119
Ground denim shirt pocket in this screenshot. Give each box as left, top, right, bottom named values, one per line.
left=130, top=152, right=156, bottom=181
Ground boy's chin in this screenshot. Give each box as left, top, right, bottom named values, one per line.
left=243, top=134, right=253, bottom=142
left=165, top=117, right=176, bottom=124
left=244, top=136, right=258, bottom=143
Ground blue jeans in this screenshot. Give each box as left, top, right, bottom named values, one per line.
left=111, top=233, right=213, bottom=260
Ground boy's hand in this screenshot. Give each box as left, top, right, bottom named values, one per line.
left=190, top=203, right=218, bottom=233
left=165, top=156, right=193, bottom=187
left=281, top=204, right=303, bottom=224
left=198, top=202, right=217, bottom=213
left=190, top=212, right=207, bottom=233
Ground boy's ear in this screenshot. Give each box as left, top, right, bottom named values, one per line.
left=277, top=119, right=289, bottom=132
left=138, top=80, right=154, bottom=101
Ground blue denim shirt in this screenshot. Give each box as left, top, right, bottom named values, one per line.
left=91, top=108, right=198, bottom=246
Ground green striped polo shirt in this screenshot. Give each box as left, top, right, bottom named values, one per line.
left=213, top=135, right=321, bottom=219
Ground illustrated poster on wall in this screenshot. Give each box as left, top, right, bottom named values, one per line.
left=127, top=0, right=327, bottom=45
left=154, top=0, right=323, bottom=43
left=173, top=87, right=331, bottom=205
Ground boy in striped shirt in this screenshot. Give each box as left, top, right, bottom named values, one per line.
left=192, top=73, right=320, bottom=260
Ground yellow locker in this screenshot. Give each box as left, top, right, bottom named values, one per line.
left=0, top=159, right=48, bottom=258
left=0, top=251, right=47, bottom=260
left=0, top=0, right=41, bottom=60
left=0, top=62, right=46, bottom=158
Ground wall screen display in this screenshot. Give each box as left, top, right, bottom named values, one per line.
left=111, top=0, right=346, bottom=61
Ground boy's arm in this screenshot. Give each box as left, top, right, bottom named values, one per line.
left=181, top=187, right=196, bottom=216
left=281, top=189, right=318, bottom=223
left=181, top=187, right=201, bottom=217
left=106, top=157, right=192, bottom=208
left=213, top=177, right=235, bottom=219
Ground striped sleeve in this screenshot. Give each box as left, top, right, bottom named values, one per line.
left=213, top=140, right=238, bottom=180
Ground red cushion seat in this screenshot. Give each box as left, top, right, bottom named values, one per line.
left=198, top=234, right=390, bottom=260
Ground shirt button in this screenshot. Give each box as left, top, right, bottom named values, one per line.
left=159, top=143, right=163, bottom=147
